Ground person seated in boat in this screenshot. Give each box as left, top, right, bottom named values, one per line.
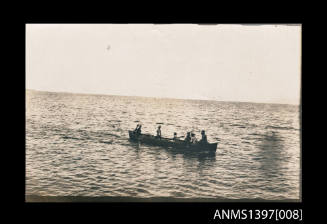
left=191, top=133, right=197, bottom=143
left=136, top=125, right=142, bottom=135
left=199, top=130, right=208, bottom=144
left=173, top=132, right=178, bottom=141
left=156, top=125, right=161, bottom=139
left=133, top=124, right=140, bottom=133
left=185, top=132, right=191, bottom=143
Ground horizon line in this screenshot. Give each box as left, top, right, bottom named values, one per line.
left=26, top=88, right=300, bottom=106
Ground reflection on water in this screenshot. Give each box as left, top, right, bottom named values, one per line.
left=257, top=131, right=284, bottom=177
left=26, top=90, right=300, bottom=200
left=166, top=147, right=217, bottom=171
left=254, top=130, right=295, bottom=196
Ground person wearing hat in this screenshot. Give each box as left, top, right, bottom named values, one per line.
left=200, top=130, right=208, bottom=144
left=156, top=125, right=161, bottom=139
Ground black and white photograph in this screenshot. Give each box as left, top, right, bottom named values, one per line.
left=25, top=24, right=301, bottom=202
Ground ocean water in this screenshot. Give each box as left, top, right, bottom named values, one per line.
left=25, top=90, right=301, bottom=200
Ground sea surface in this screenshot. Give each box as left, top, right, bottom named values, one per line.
left=26, top=90, right=301, bottom=201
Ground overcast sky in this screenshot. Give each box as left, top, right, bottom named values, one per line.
left=26, top=24, right=301, bottom=105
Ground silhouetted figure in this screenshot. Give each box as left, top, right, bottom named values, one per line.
left=173, top=132, right=178, bottom=141
left=185, top=132, right=191, bottom=143
left=200, top=130, right=208, bottom=144
left=191, top=133, right=197, bottom=143
left=133, top=124, right=142, bottom=136
left=133, top=124, right=140, bottom=133
left=136, top=125, right=142, bottom=135
left=156, top=125, right=161, bottom=139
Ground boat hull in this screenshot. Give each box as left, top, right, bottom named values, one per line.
left=128, top=131, right=217, bottom=152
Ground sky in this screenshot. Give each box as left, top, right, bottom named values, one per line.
left=26, top=24, right=301, bottom=105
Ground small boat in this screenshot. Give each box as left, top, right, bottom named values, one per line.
left=128, top=131, right=218, bottom=152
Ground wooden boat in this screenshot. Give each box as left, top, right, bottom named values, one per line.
left=128, top=131, right=218, bottom=152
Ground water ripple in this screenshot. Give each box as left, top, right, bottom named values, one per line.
left=26, top=90, right=300, bottom=200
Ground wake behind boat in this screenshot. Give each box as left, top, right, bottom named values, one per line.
left=128, top=130, right=218, bottom=152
